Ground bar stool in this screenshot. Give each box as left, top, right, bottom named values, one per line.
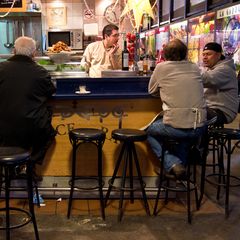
left=204, top=128, right=240, bottom=218
left=67, top=128, right=106, bottom=220
left=153, top=136, right=201, bottom=224
left=105, top=128, right=150, bottom=222
left=206, top=124, right=224, bottom=175
left=0, top=147, right=39, bottom=240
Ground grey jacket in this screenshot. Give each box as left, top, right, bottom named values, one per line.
left=148, top=61, right=207, bottom=129
left=202, top=59, right=238, bottom=123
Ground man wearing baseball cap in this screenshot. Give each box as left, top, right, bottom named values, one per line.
left=202, top=42, right=238, bottom=125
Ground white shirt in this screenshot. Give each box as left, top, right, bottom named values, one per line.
left=82, top=41, right=121, bottom=77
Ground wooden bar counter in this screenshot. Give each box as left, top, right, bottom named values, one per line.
left=40, top=73, right=161, bottom=178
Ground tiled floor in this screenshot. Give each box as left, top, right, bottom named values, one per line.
left=0, top=138, right=240, bottom=239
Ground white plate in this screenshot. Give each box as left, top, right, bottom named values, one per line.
left=75, top=90, right=91, bottom=94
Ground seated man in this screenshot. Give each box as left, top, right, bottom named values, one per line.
left=146, top=39, right=207, bottom=179
left=202, top=42, right=238, bottom=125
left=0, top=36, right=56, bottom=181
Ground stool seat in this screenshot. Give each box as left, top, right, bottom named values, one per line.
left=69, top=128, right=105, bottom=141
left=209, top=128, right=240, bottom=140
left=0, top=147, right=30, bottom=165
left=112, top=129, right=147, bottom=141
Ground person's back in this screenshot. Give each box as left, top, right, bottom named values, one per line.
left=149, top=40, right=206, bottom=129
left=147, top=39, right=207, bottom=179
left=0, top=36, right=56, bottom=168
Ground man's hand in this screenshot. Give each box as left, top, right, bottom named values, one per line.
left=109, top=44, right=119, bottom=55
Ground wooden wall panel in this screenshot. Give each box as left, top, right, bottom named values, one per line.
left=39, top=98, right=161, bottom=177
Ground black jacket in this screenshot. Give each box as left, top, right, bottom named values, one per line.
left=0, top=54, right=56, bottom=148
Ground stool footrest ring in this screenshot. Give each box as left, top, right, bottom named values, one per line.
left=68, top=176, right=104, bottom=191
left=205, top=173, right=240, bottom=187
left=108, top=176, right=146, bottom=192
left=0, top=207, right=32, bottom=230
left=161, top=180, right=197, bottom=192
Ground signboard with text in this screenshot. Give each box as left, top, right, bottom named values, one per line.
left=0, top=0, right=26, bottom=12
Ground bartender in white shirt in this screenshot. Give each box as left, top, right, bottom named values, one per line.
left=81, top=24, right=122, bottom=77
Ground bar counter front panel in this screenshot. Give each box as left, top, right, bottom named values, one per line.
left=40, top=75, right=161, bottom=177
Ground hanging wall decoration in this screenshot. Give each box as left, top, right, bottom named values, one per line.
left=47, top=6, right=67, bottom=28
left=120, top=0, right=154, bottom=30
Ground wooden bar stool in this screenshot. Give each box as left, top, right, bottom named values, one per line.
left=67, top=128, right=106, bottom=220
left=105, top=129, right=150, bottom=222
left=0, top=147, right=39, bottom=240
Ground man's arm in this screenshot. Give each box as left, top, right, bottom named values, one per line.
left=109, top=44, right=121, bottom=69
left=148, top=66, right=160, bottom=97
left=202, top=64, right=236, bottom=89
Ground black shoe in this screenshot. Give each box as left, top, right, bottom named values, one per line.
left=169, top=164, right=187, bottom=180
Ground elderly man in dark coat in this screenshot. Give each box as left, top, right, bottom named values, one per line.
left=0, top=36, right=56, bottom=180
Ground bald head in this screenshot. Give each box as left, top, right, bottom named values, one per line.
left=14, top=36, right=36, bottom=57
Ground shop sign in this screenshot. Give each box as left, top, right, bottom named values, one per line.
left=0, top=0, right=22, bottom=8
left=217, top=4, right=240, bottom=19
left=0, top=0, right=26, bottom=12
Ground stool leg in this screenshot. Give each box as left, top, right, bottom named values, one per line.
left=97, top=140, right=105, bottom=220
left=118, top=147, right=128, bottom=222
left=105, top=143, right=126, bottom=206
left=186, top=163, right=192, bottom=224
left=153, top=160, right=164, bottom=215
left=198, top=132, right=210, bottom=207
left=0, top=166, right=3, bottom=196
left=193, top=159, right=199, bottom=211
left=217, top=138, right=224, bottom=200
left=4, top=166, right=10, bottom=240
left=26, top=162, right=40, bottom=240
left=132, top=143, right=150, bottom=215
left=225, top=139, right=231, bottom=218
left=212, top=138, right=216, bottom=174
left=67, top=141, right=77, bottom=218
left=128, top=144, right=134, bottom=203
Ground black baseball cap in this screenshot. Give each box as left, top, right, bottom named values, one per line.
left=203, top=42, right=225, bottom=60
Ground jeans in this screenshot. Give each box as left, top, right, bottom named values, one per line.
left=146, top=118, right=206, bottom=172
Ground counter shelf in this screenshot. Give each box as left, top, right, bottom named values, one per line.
left=52, top=76, right=151, bottom=100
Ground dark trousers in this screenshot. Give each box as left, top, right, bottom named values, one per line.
left=0, top=125, right=56, bottom=165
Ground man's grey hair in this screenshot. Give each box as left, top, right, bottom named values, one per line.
left=14, top=36, right=36, bottom=57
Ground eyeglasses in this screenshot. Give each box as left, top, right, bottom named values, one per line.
left=110, top=33, right=120, bottom=37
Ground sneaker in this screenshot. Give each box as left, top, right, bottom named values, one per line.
left=33, top=193, right=44, bottom=204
